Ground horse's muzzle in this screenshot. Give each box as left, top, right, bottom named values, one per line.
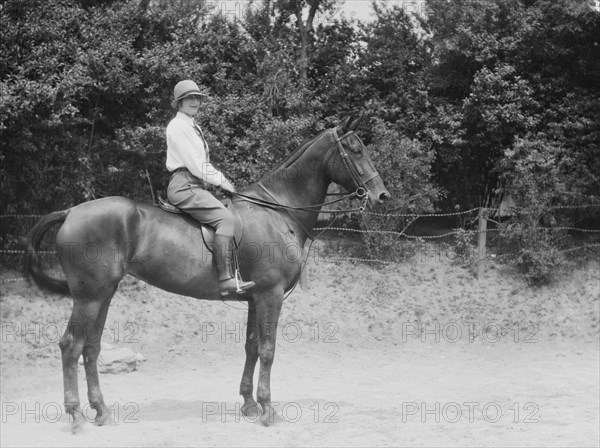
left=378, top=190, right=391, bottom=202
left=366, top=188, right=391, bottom=208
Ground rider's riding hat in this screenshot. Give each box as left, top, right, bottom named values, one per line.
left=171, top=80, right=208, bottom=109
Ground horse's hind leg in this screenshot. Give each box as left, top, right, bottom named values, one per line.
left=60, top=288, right=116, bottom=431
left=83, top=294, right=114, bottom=425
left=60, top=308, right=86, bottom=431
left=240, top=299, right=261, bottom=418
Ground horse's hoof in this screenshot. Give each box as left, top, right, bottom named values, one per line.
left=259, top=406, right=278, bottom=426
left=241, top=402, right=261, bottom=420
left=93, top=405, right=115, bottom=426
left=70, top=415, right=86, bottom=434
left=94, top=412, right=113, bottom=426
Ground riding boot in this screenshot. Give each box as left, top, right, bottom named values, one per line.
left=214, top=234, right=255, bottom=296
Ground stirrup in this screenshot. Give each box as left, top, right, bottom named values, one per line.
left=219, top=270, right=255, bottom=296
left=235, top=269, right=244, bottom=294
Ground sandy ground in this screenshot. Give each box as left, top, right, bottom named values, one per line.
left=1, top=341, right=598, bottom=447
left=1, top=251, right=599, bottom=447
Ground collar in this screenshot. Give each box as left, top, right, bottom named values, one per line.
left=176, top=111, right=196, bottom=126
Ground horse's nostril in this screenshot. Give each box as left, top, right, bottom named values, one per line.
left=379, top=191, right=391, bottom=202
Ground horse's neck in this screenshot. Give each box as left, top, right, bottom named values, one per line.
left=251, top=133, right=332, bottom=238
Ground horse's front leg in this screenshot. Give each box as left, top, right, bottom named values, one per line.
left=254, top=287, right=283, bottom=426
left=240, top=299, right=261, bottom=419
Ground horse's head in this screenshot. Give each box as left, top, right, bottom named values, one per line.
left=326, top=115, right=391, bottom=207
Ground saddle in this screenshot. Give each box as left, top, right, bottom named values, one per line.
left=157, top=195, right=243, bottom=253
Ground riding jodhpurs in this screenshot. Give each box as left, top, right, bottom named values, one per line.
left=166, top=169, right=235, bottom=237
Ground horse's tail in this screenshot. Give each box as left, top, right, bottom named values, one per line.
left=24, top=209, right=71, bottom=295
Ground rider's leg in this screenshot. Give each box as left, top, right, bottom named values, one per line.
left=213, top=232, right=254, bottom=295
left=167, top=171, right=255, bottom=295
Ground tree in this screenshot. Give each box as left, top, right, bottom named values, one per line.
left=422, top=0, right=599, bottom=209
left=274, top=0, right=336, bottom=83
left=356, top=2, right=431, bottom=136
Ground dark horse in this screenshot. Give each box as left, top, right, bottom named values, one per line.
left=25, top=115, right=390, bottom=430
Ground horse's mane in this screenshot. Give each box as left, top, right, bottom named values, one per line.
left=250, top=128, right=331, bottom=190
left=271, top=128, right=330, bottom=171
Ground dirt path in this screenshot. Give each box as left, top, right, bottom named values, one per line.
left=1, top=339, right=598, bottom=447
left=2, top=256, right=599, bottom=446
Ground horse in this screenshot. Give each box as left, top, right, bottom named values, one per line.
left=25, top=115, right=390, bottom=430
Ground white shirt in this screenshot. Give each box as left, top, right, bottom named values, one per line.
left=165, top=112, right=228, bottom=187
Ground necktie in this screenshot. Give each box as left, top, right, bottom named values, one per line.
left=192, top=120, right=209, bottom=161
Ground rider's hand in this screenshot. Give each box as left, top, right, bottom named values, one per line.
left=219, top=180, right=235, bottom=194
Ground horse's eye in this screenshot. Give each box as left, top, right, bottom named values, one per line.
left=347, top=136, right=364, bottom=154
left=349, top=143, right=362, bottom=155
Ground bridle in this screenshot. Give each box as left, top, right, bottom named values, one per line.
left=230, top=128, right=377, bottom=214
left=328, top=127, right=382, bottom=205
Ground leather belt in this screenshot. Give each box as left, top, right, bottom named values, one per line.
left=170, top=167, right=214, bottom=191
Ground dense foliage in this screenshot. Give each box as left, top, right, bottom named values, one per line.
left=1, top=0, right=599, bottom=281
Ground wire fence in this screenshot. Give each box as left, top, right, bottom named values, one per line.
left=317, top=203, right=600, bottom=278
left=2, top=203, right=600, bottom=284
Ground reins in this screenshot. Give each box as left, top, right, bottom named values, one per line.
left=229, top=187, right=368, bottom=214
left=229, top=128, right=371, bottom=215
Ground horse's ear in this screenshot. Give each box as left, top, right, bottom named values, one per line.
left=349, top=115, right=364, bottom=131
left=337, top=115, right=354, bottom=134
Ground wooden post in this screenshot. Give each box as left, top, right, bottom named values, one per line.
left=145, top=169, right=156, bottom=205
left=477, top=208, right=488, bottom=280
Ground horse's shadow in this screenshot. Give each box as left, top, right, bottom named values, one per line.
left=59, top=396, right=347, bottom=432
left=138, top=397, right=345, bottom=424
left=132, top=399, right=271, bottom=424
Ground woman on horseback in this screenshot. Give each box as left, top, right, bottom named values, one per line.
left=165, top=79, right=254, bottom=296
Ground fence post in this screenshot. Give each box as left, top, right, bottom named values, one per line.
left=477, top=207, right=488, bottom=280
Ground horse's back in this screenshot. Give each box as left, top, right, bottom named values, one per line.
left=58, top=196, right=204, bottom=257
left=58, top=196, right=140, bottom=242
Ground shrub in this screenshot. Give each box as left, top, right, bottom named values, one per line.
left=499, top=221, right=570, bottom=285
left=452, top=228, right=477, bottom=267
left=361, top=119, right=441, bottom=258
left=497, top=138, right=576, bottom=284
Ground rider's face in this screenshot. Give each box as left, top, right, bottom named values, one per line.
left=179, top=95, right=202, bottom=117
